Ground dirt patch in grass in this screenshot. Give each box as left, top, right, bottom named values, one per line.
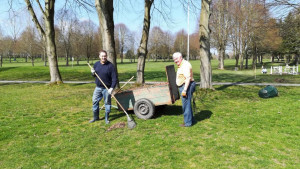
left=107, top=122, right=126, bottom=131
left=274, top=78, right=286, bottom=83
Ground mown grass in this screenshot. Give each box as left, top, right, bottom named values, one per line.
left=1, top=58, right=300, bottom=83
left=1, top=58, right=299, bottom=168
left=0, top=83, right=299, bottom=168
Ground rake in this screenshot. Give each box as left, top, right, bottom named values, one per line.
left=88, top=63, right=136, bottom=129
left=99, top=76, right=134, bottom=111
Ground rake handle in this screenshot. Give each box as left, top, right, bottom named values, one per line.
left=100, top=76, right=134, bottom=111
left=115, top=76, right=134, bottom=94
left=87, top=63, right=129, bottom=116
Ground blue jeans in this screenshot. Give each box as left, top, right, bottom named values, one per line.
left=179, top=81, right=196, bottom=126
left=92, top=87, right=111, bottom=122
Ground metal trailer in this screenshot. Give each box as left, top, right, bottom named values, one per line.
left=114, top=65, right=180, bottom=119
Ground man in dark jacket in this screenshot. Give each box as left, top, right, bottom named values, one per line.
left=89, top=50, right=117, bottom=124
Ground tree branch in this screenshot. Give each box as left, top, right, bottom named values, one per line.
left=24, top=0, right=45, bottom=39
left=35, top=0, right=45, bottom=15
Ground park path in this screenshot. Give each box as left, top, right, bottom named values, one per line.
left=0, top=80, right=300, bottom=86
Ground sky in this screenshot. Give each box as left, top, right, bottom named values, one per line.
left=0, top=0, right=201, bottom=37
left=1, top=1, right=297, bottom=38
left=112, top=1, right=201, bottom=34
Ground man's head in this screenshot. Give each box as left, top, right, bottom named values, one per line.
left=172, top=52, right=183, bottom=66
left=99, top=50, right=108, bottom=64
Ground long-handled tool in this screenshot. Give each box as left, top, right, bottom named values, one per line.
left=99, top=76, right=134, bottom=112
left=88, top=63, right=136, bottom=129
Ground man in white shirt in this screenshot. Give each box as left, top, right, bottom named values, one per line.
left=172, top=52, right=196, bottom=127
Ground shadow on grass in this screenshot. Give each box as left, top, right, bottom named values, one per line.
left=69, top=83, right=93, bottom=86
left=0, top=83, right=14, bottom=86
left=109, top=112, right=126, bottom=121
left=216, top=84, right=238, bottom=91
left=213, top=72, right=265, bottom=91
left=194, top=110, right=213, bottom=122
left=154, top=105, right=212, bottom=125
left=213, top=73, right=259, bottom=83
left=0, top=67, right=17, bottom=72
left=153, top=105, right=182, bottom=119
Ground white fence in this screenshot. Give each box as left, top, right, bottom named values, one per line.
left=270, top=65, right=298, bottom=75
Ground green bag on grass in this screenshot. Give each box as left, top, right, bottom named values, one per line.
left=258, top=85, right=278, bottom=98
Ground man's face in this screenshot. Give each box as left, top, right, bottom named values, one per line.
left=99, top=52, right=107, bottom=64
left=173, top=56, right=182, bottom=66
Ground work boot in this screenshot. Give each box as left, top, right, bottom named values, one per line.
left=105, top=112, right=110, bottom=124
left=90, top=111, right=99, bottom=123
left=89, top=119, right=100, bottom=123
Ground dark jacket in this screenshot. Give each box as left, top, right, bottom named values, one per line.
left=93, top=61, right=117, bottom=89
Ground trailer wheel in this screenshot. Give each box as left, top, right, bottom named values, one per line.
left=134, top=98, right=155, bottom=119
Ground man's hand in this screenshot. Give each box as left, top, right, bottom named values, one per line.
left=182, top=90, right=187, bottom=97
left=91, top=68, right=95, bottom=74
left=108, top=88, right=113, bottom=95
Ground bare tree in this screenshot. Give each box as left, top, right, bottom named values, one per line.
left=0, top=26, right=3, bottom=67
left=70, top=19, right=84, bottom=65
left=18, top=26, right=40, bottom=66
left=95, top=0, right=119, bottom=87
left=267, top=0, right=300, bottom=10
left=174, top=29, right=188, bottom=57
left=115, top=23, right=130, bottom=63
left=7, top=10, right=22, bottom=63
left=81, top=19, right=97, bottom=63
left=199, top=0, right=213, bottom=89
left=0, top=36, right=14, bottom=66
left=160, top=30, right=174, bottom=61
left=148, top=26, right=165, bottom=61
left=136, top=0, right=154, bottom=84
left=164, top=31, right=174, bottom=61
left=24, top=0, right=62, bottom=84
left=189, top=32, right=199, bottom=60
left=127, top=32, right=137, bottom=63
left=56, top=9, right=79, bottom=66
left=210, top=0, right=232, bottom=70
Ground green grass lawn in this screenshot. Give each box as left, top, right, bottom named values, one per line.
left=0, top=59, right=299, bottom=168
left=1, top=58, right=300, bottom=83
left=0, top=83, right=299, bottom=168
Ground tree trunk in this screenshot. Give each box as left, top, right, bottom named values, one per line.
left=245, top=53, right=248, bottom=69
left=252, top=46, right=257, bottom=69
left=293, top=54, right=299, bottom=65
left=86, top=45, right=89, bottom=63
left=136, top=0, right=153, bottom=84
left=233, top=41, right=239, bottom=68
left=66, top=52, right=69, bottom=66
left=199, top=0, right=212, bottom=89
left=95, top=0, right=119, bottom=87
left=31, top=55, right=34, bottom=67
left=25, top=0, right=62, bottom=83
left=0, top=54, right=2, bottom=67
left=218, top=46, right=225, bottom=69
left=44, top=0, right=62, bottom=83
left=120, top=46, right=123, bottom=63
left=64, top=41, right=70, bottom=66
left=44, top=47, right=47, bottom=66
left=239, top=41, right=246, bottom=70
left=235, top=53, right=239, bottom=68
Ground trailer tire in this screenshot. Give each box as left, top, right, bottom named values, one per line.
left=134, top=98, right=155, bottom=119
